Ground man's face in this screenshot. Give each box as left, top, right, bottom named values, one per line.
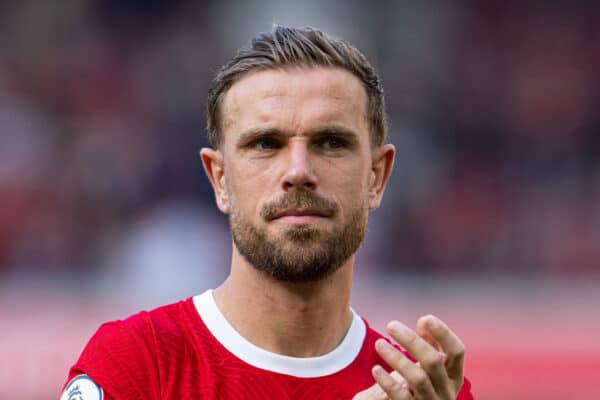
left=206, top=67, right=390, bottom=282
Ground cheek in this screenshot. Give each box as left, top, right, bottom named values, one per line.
left=334, top=157, right=371, bottom=187
left=226, top=163, right=275, bottom=213
left=326, top=165, right=371, bottom=209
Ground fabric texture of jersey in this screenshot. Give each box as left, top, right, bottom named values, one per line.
left=63, top=290, right=473, bottom=399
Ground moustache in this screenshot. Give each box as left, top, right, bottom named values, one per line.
left=260, top=190, right=338, bottom=220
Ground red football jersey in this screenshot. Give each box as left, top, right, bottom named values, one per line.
left=62, top=290, right=473, bottom=399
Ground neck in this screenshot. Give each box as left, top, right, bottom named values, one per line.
left=213, top=245, right=355, bottom=358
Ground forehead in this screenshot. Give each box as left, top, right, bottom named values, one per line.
left=220, top=67, right=369, bottom=138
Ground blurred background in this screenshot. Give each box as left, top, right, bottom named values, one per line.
left=1, top=0, right=599, bottom=398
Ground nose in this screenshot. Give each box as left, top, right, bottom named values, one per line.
left=282, top=140, right=317, bottom=191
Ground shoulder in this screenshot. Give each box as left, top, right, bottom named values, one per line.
left=84, top=298, right=192, bottom=355
left=63, top=298, right=197, bottom=400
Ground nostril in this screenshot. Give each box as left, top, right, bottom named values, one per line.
left=303, top=181, right=316, bottom=190
left=282, top=179, right=315, bottom=191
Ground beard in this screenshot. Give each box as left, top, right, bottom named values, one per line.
left=229, top=189, right=368, bottom=283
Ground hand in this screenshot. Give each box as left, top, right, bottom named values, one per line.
left=353, top=315, right=465, bottom=400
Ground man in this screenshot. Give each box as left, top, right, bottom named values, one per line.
left=61, top=26, right=473, bottom=399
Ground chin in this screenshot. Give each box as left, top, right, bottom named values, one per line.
left=282, top=226, right=321, bottom=243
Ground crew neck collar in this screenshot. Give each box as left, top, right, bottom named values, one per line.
left=193, top=289, right=366, bottom=377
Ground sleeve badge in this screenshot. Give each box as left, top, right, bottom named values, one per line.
left=60, top=374, right=104, bottom=400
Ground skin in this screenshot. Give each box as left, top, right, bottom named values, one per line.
left=200, top=66, right=464, bottom=399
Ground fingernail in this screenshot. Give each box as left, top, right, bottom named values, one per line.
left=388, top=320, right=409, bottom=335
left=376, top=339, right=392, bottom=353
left=372, top=364, right=386, bottom=377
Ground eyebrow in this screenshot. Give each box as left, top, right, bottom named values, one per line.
left=311, top=125, right=359, bottom=141
left=236, top=124, right=360, bottom=145
left=236, top=127, right=283, bottom=146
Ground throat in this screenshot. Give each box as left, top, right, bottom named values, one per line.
left=213, top=266, right=354, bottom=358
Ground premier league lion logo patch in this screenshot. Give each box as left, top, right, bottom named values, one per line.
left=61, top=375, right=103, bottom=400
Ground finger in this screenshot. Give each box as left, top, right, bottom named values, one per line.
left=351, top=381, right=385, bottom=400
left=415, top=318, right=442, bottom=352
left=386, top=321, right=450, bottom=395
left=375, top=339, right=436, bottom=399
left=372, top=365, right=413, bottom=400
left=416, top=315, right=465, bottom=383
left=354, top=370, right=409, bottom=400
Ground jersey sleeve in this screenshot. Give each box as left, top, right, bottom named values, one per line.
left=458, top=376, right=474, bottom=399
left=61, top=317, right=161, bottom=400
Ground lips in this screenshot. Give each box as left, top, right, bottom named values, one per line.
left=271, top=208, right=332, bottom=220
left=269, top=208, right=331, bottom=226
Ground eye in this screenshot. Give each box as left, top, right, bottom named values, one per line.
left=320, top=136, right=347, bottom=150
left=251, top=137, right=282, bottom=150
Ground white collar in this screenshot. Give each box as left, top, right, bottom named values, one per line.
left=193, top=289, right=366, bottom=378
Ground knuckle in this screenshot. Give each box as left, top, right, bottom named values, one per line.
left=388, top=381, right=403, bottom=393
left=422, top=352, right=445, bottom=370
left=455, top=343, right=466, bottom=357
left=404, top=331, right=418, bottom=344
left=385, top=348, right=405, bottom=366
left=410, top=370, right=429, bottom=390
left=385, top=380, right=406, bottom=396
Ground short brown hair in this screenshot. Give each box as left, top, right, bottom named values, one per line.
left=206, top=26, right=387, bottom=148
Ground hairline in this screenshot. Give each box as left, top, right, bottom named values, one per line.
left=206, top=26, right=387, bottom=150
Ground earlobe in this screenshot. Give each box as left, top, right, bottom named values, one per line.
left=200, top=148, right=230, bottom=214
left=368, top=144, right=395, bottom=210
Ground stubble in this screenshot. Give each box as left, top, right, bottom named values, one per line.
left=229, top=189, right=368, bottom=283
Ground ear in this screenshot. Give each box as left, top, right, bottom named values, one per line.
left=368, top=143, right=395, bottom=210
left=200, top=148, right=230, bottom=214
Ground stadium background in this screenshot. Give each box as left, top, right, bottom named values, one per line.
left=1, top=1, right=599, bottom=398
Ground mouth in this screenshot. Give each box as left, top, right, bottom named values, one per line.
left=270, top=208, right=332, bottom=225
